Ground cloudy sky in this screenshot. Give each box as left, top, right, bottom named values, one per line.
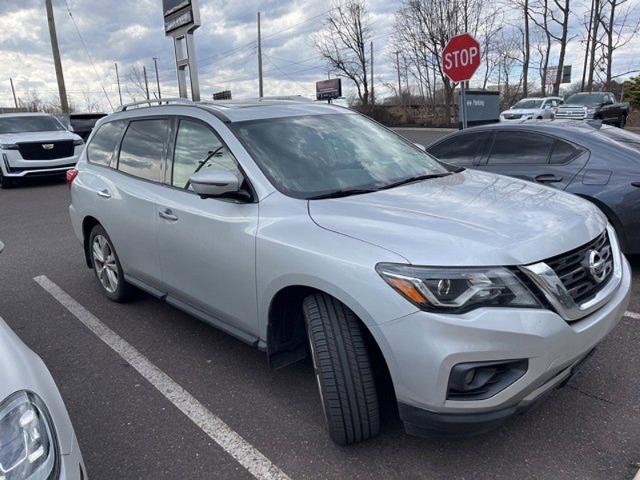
left=0, top=0, right=639, bottom=112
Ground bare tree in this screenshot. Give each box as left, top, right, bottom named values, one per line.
left=315, top=0, right=371, bottom=106
left=598, top=0, right=640, bottom=89
left=550, top=0, right=571, bottom=95
left=126, top=65, right=148, bottom=102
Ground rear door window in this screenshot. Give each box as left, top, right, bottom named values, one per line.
left=86, top=121, right=126, bottom=167
left=550, top=140, right=581, bottom=164
left=428, top=132, right=488, bottom=166
left=117, top=119, right=169, bottom=182
left=487, top=131, right=554, bottom=164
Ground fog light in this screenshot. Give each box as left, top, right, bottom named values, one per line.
left=447, top=359, right=528, bottom=401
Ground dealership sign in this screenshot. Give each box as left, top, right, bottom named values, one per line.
left=442, top=33, right=481, bottom=83
left=545, top=65, right=572, bottom=85
left=316, top=79, right=342, bottom=101
left=163, top=0, right=200, bottom=35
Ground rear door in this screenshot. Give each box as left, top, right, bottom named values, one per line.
left=97, top=117, right=169, bottom=287
left=476, top=130, right=589, bottom=190
left=156, top=114, right=260, bottom=338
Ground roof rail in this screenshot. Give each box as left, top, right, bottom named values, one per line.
left=116, top=98, right=194, bottom=112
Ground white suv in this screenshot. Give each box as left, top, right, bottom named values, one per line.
left=68, top=98, right=631, bottom=444
left=0, top=113, right=84, bottom=188
left=500, top=97, right=563, bottom=122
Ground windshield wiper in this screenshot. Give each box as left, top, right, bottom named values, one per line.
left=378, top=171, right=453, bottom=191
left=307, top=188, right=378, bottom=200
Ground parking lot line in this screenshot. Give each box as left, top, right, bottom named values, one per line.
left=624, top=311, right=640, bottom=320
left=33, top=275, right=291, bottom=480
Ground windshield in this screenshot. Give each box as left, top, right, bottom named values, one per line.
left=564, top=93, right=606, bottom=106
left=513, top=99, right=543, bottom=109
left=230, top=113, right=450, bottom=199
left=0, top=115, right=66, bottom=134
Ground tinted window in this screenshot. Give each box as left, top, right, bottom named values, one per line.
left=0, top=115, right=65, bottom=134
left=428, top=133, right=487, bottom=166
left=87, top=121, right=126, bottom=166
left=550, top=140, right=580, bottom=164
left=488, top=131, right=554, bottom=164
left=118, top=119, right=168, bottom=181
left=172, top=119, right=240, bottom=189
left=229, top=114, right=449, bottom=199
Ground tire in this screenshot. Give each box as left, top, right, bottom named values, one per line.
left=88, top=224, right=133, bottom=302
left=619, top=114, right=627, bottom=128
left=303, top=293, right=380, bottom=445
left=0, top=171, right=14, bottom=189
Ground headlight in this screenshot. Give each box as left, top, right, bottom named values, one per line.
left=0, top=143, right=18, bottom=150
left=585, top=107, right=596, bottom=118
left=376, top=263, right=540, bottom=313
left=0, top=391, right=57, bottom=480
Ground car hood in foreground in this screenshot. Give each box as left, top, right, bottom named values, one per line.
left=0, top=316, right=76, bottom=455
left=308, top=169, right=607, bottom=266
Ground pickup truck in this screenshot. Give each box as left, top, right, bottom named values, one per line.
left=554, top=92, right=629, bottom=127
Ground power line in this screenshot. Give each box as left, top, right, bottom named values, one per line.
left=58, top=0, right=114, bottom=110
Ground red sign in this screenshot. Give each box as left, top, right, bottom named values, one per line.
left=442, top=33, right=481, bottom=83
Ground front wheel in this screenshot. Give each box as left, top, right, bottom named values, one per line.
left=89, top=225, right=133, bottom=302
left=0, top=171, right=14, bottom=189
left=619, top=114, right=627, bottom=128
left=303, top=293, right=380, bottom=445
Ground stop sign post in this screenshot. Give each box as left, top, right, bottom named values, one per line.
left=442, top=33, right=481, bottom=129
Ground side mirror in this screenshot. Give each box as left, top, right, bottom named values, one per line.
left=414, top=143, right=426, bottom=151
left=189, top=169, right=240, bottom=198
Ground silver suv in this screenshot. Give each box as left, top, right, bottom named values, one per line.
left=0, top=113, right=84, bottom=188
left=68, top=98, right=631, bottom=444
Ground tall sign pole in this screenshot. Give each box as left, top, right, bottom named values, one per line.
left=45, top=0, right=69, bottom=113
left=163, top=0, right=201, bottom=101
left=370, top=41, right=374, bottom=106
left=257, top=12, right=264, bottom=98
left=153, top=57, right=162, bottom=98
left=114, top=63, right=123, bottom=106
left=441, top=33, right=481, bottom=129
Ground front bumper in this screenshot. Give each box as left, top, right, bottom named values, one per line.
left=1, top=149, right=80, bottom=177
left=59, top=430, right=87, bottom=479
left=377, top=256, right=632, bottom=437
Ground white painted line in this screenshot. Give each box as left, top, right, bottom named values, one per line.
left=624, top=311, right=640, bottom=320
left=34, top=275, right=290, bottom=480
left=634, top=466, right=640, bottom=480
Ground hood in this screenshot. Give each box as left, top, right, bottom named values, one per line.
left=502, top=108, right=540, bottom=115
left=308, top=169, right=607, bottom=266
left=0, top=130, right=80, bottom=144
left=0, top=316, right=75, bottom=454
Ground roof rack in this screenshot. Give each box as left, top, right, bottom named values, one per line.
left=116, top=98, right=194, bottom=112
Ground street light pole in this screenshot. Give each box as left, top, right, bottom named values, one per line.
left=153, top=57, right=162, bottom=99
left=257, top=11, right=263, bottom=98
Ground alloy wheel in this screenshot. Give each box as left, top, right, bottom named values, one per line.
left=92, top=234, right=119, bottom=293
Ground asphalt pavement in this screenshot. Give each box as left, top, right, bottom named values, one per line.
left=0, top=128, right=639, bottom=480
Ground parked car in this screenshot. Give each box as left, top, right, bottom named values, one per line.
left=554, top=92, right=629, bottom=126
left=69, top=113, right=107, bottom=141
left=500, top=97, right=562, bottom=122
left=0, top=240, right=86, bottom=479
left=68, top=99, right=631, bottom=445
left=427, top=121, right=640, bottom=255
left=0, top=113, right=84, bottom=188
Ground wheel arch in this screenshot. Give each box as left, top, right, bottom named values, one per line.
left=266, top=283, right=395, bottom=401
left=81, top=215, right=101, bottom=268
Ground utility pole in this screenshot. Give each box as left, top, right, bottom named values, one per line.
left=370, top=41, right=374, bottom=106
left=45, top=0, right=69, bottom=113
left=257, top=11, right=263, bottom=98
left=143, top=65, right=150, bottom=100
left=153, top=57, right=162, bottom=99
left=9, top=78, right=18, bottom=108
left=114, top=63, right=123, bottom=106
left=395, top=51, right=402, bottom=103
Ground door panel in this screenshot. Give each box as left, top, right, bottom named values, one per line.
left=157, top=192, right=259, bottom=336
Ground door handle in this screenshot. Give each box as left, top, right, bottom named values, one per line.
left=159, top=209, right=178, bottom=221
left=96, top=189, right=111, bottom=199
left=535, top=174, right=563, bottom=183
left=631, top=182, right=640, bottom=188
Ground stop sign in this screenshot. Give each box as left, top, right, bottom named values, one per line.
left=442, top=33, right=481, bottom=83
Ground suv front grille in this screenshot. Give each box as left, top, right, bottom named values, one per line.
left=17, top=140, right=75, bottom=160
left=544, top=231, right=613, bottom=305
left=554, top=109, right=586, bottom=120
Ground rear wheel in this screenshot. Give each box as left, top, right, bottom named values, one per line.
left=619, top=114, right=627, bottom=128
left=89, top=225, right=133, bottom=302
left=303, top=292, right=380, bottom=445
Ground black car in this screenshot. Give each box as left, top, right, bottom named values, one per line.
left=427, top=121, right=640, bottom=254
left=69, top=112, right=107, bottom=141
